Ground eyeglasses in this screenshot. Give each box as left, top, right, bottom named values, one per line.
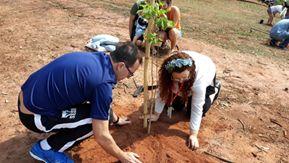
left=171, top=77, right=190, bottom=83
left=125, top=64, right=134, bottom=78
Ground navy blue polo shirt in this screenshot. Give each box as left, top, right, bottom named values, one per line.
left=21, top=52, right=116, bottom=120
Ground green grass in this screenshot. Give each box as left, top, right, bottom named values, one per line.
left=177, top=0, right=270, bottom=54
left=175, top=0, right=289, bottom=59
left=77, top=0, right=288, bottom=59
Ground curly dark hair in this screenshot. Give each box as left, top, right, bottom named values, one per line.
left=159, top=51, right=196, bottom=105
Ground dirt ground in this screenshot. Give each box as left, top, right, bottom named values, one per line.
left=0, top=0, right=288, bottom=162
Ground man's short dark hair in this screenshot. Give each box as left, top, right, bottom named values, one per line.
left=110, top=42, right=143, bottom=67
left=157, top=0, right=172, bottom=6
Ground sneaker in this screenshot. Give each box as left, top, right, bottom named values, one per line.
left=29, top=141, right=74, bottom=163
left=269, top=39, right=277, bottom=47
left=278, top=44, right=289, bottom=50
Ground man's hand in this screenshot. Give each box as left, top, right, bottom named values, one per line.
left=187, top=135, right=199, bottom=150
left=120, top=152, right=142, bottom=163
left=117, top=116, right=131, bottom=126
left=110, top=111, right=131, bottom=126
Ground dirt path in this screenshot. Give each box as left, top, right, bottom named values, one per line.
left=0, top=0, right=288, bottom=162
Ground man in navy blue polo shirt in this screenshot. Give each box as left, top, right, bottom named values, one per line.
left=18, top=42, right=142, bottom=163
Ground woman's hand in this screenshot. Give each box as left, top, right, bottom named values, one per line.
left=187, top=134, right=199, bottom=150
left=148, top=113, right=160, bottom=122
left=139, top=113, right=160, bottom=122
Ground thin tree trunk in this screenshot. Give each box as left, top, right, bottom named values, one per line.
left=143, top=0, right=155, bottom=128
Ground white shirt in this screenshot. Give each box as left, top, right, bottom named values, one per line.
left=155, top=51, right=216, bottom=132
left=270, top=5, right=283, bottom=14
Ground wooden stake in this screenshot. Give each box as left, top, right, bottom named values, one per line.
left=148, top=54, right=154, bottom=133
left=148, top=47, right=158, bottom=134
left=143, top=0, right=155, bottom=128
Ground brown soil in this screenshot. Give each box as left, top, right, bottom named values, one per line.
left=0, top=0, right=288, bottom=162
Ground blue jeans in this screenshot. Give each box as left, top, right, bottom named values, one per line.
left=279, top=38, right=289, bottom=48
left=270, top=35, right=289, bottom=49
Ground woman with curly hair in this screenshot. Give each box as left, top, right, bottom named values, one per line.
left=149, top=51, right=221, bottom=150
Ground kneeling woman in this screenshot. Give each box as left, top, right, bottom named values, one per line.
left=150, top=51, right=221, bottom=149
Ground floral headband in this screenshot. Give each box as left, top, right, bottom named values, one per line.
left=165, top=58, right=193, bottom=72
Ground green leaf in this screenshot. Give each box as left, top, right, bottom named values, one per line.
left=155, top=17, right=168, bottom=30
left=137, top=0, right=174, bottom=44
left=167, top=20, right=174, bottom=28
left=145, top=32, right=161, bottom=45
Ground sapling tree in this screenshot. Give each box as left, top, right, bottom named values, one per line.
left=137, top=0, right=174, bottom=132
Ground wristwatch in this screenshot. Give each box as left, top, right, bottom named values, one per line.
left=113, top=116, right=119, bottom=125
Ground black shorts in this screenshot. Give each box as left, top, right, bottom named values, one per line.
left=170, top=77, right=221, bottom=117
left=18, top=100, right=94, bottom=152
